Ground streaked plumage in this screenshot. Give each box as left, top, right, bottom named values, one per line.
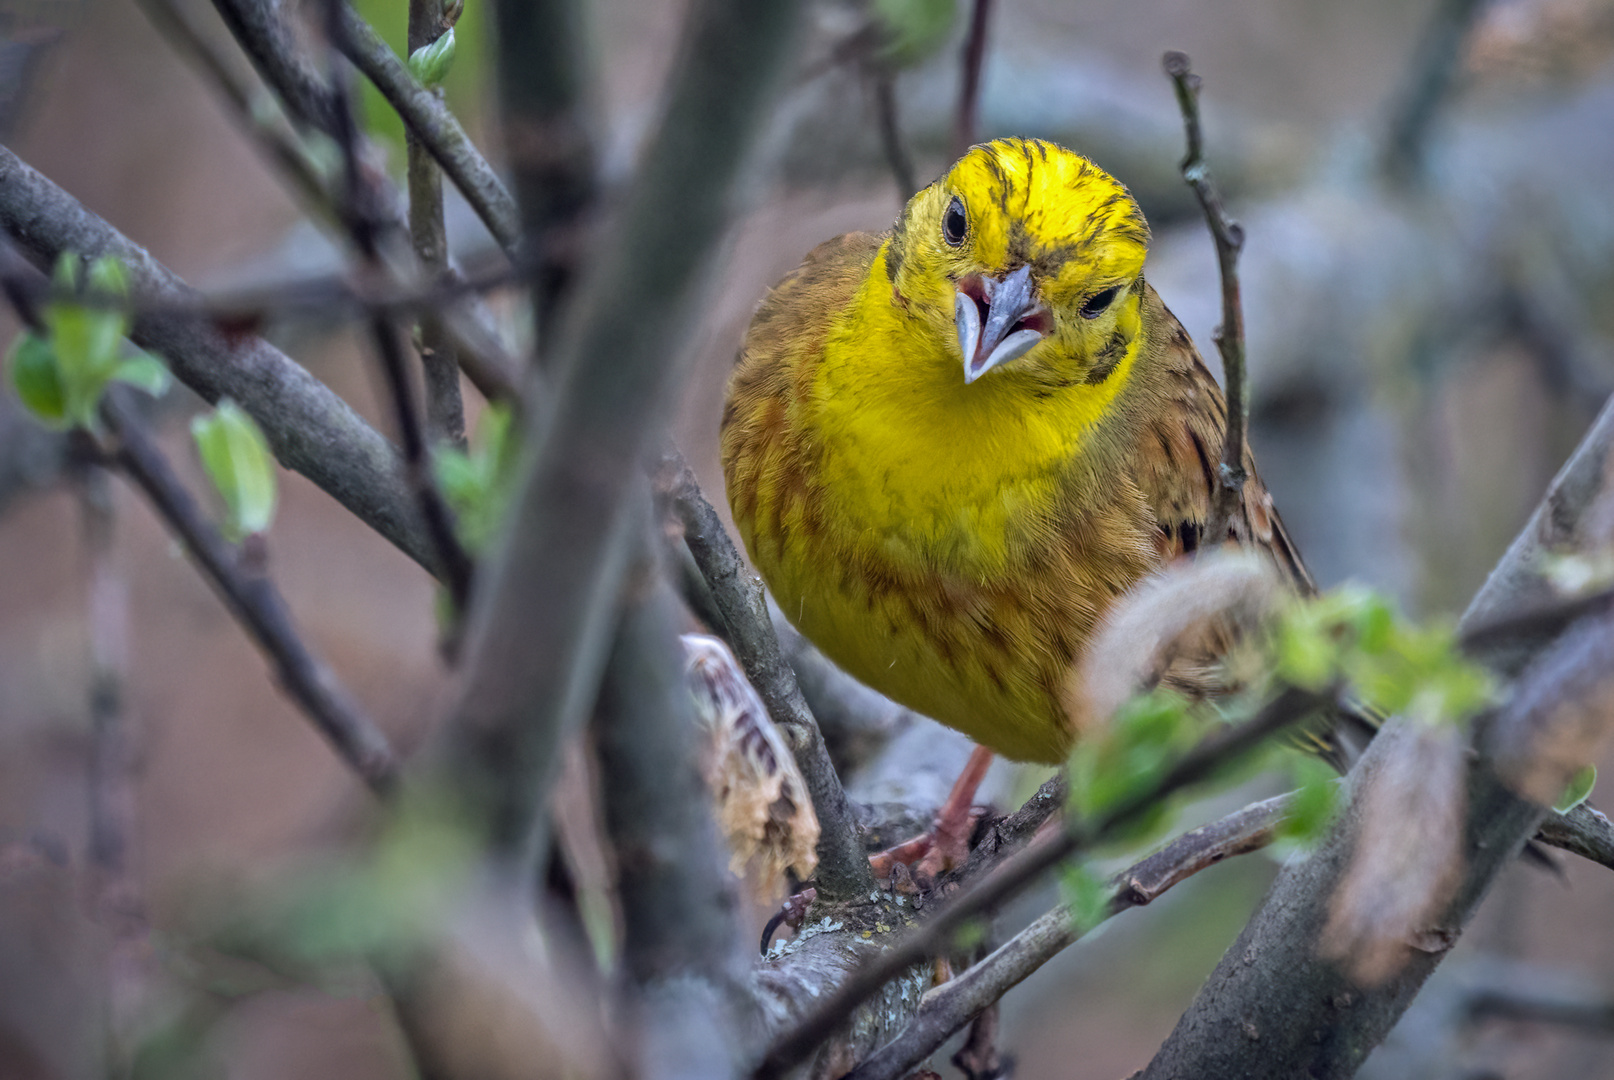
left=721, top=138, right=1309, bottom=763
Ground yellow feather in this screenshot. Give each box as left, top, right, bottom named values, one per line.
left=721, top=138, right=1306, bottom=763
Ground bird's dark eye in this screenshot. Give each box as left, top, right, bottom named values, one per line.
left=942, top=196, right=967, bottom=246
left=1080, top=285, right=1121, bottom=319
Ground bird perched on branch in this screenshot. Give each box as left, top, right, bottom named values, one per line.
left=721, top=138, right=1311, bottom=868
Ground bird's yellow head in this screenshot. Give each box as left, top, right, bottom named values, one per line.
left=887, top=138, right=1150, bottom=385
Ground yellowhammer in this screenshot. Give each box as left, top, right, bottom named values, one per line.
left=721, top=138, right=1311, bottom=862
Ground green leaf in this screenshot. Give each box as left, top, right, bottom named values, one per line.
left=1277, top=754, right=1340, bottom=848
left=1555, top=765, right=1596, bottom=814
left=871, top=0, right=957, bottom=69
left=111, top=353, right=171, bottom=398
left=192, top=400, right=278, bottom=539
left=8, top=331, right=68, bottom=426
left=1067, top=688, right=1198, bottom=830
left=432, top=402, right=516, bottom=554
left=1059, top=861, right=1113, bottom=935
left=407, top=27, right=456, bottom=88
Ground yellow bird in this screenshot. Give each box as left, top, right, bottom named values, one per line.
left=721, top=137, right=1308, bottom=776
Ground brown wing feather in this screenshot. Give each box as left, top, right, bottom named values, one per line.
left=1130, top=290, right=1315, bottom=595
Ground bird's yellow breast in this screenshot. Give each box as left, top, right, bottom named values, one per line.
left=723, top=239, right=1157, bottom=762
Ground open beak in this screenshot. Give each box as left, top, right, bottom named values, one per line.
left=955, top=264, right=1053, bottom=384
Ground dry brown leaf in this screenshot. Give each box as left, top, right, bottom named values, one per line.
left=683, top=634, right=820, bottom=892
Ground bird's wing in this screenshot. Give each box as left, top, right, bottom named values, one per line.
left=1130, top=290, right=1315, bottom=595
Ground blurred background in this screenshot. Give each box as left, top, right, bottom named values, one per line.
left=2, top=0, right=1614, bottom=1075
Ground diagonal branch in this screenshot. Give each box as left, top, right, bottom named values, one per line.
left=752, top=686, right=1327, bottom=1079
left=0, top=146, right=435, bottom=572
left=439, top=0, right=807, bottom=867
left=1163, top=51, right=1247, bottom=548
left=335, top=3, right=524, bottom=260
left=104, top=390, right=399, bottom=792
left=659, top=448, right=873, bottom=901
left=847, top=791, right=1295, bottom=1080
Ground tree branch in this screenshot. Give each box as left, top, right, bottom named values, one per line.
left=950, top=0, right=994, bottom=159
left=660, top=448, right=873, bottom=901
left=596, top=564, right=755, bottom=1077
left=1139, top=387, right=1614, bottom=1076
left=103, top=390, right=399, bottom=793
left=1163, top=51, right=1247, bottom=548
left=404, top=0, right=466, bottom=449
left=1379, top=0, right=1490, bottom=186
left=323, top=0, right=475, bottom=611
left=494, top=0, right=596, bottom=343
left=752, top=686, right=1327, bottom=1079
left=438, top=0, right=806, bottom=867
left=144, top=0, right=521, bottom=402
left=873, top=73, right=917, bottom=200
left=846, top=791, right=1295, bottom=1080
left=0, top=147, right=436, bottom=571
left=336, top=2, right=525, bottom=260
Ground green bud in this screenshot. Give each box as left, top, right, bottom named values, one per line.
left=407, top=27, right=456, bottom=88
left=1555, top=764, right=1596, bottom=814
left=192, top=399, right=278, bottom=540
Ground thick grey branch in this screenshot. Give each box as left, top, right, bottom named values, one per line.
left=0, top=144, right=435, bottom=571
left=597, top=569, right=753, bottom=1077
left=440, top=0, right=805, bottom=866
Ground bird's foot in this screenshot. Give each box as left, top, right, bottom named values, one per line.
left=760, top=886, right=817, bottom=954
left=868, top=744, right=994, bottom=889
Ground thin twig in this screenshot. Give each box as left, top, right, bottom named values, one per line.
left=137, top=0, right=522, bottom=405
left=103, top=391, right=399, bottom=793
left=950, top=0, right=993, bottom=159
left=323, top=0, right=474, bottom=612
left=659, top=447, right=874, bottom=901
left=336, top=2, right=525, bottom=259
left=76, top=454, right=156, bottom=1080
left=1163, top=52, right=1247, bottom=548
left=873, top=73, right=917, bottom=200
left=1379, top=0, right=1490, bottom=186
left=752, top=686, right=1326, bottom=1079
left=405, top=0, right=465, bottom=448
left=1535, top=802, right=1614, bottom=871
left=846, top=791, right=1294, bottom=1080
